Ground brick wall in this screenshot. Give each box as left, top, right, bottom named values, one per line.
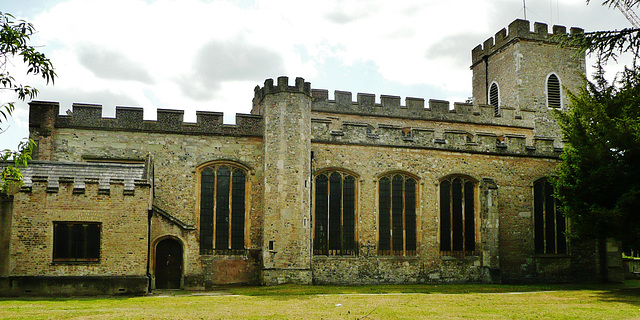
left=8, top=182, right=149, bottom=277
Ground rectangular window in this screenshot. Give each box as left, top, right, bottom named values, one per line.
left=53, top=222, right=101, bottom=262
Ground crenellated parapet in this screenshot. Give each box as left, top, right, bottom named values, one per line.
left=471, top=19, right=584, bottom=67
left=252, top=76, right=311, bottom=114
left=28, top=101, right=263, bottom=137
left=311, top=89, right=536, bottom=128
left=311, top=118, right=563, bottom=158
left=6, top=161, right=150, bottom=195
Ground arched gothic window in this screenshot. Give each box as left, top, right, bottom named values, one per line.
left=534, top=178, right=567, bottom=254
left=489, top=82, right=500, bottom=116
left=313, top=170, right=357, bottom=256
left=199, top=163, right=247, bottom=255
left=546, top=74, right=561, bottom=108
left=440, top=176, right=477, bottom=255
left=378, top=173, right=417, bottom=256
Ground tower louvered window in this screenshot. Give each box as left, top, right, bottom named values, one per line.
left=534, top=179, right=567, bottom=254
left=313, top=171, right=357, bottom=256
left=547, top=74, right=561, bottom=108
left=200, top=164, right=246, bottom=255
left=378, top=173, right=417, bottom=256
left=489, top=83, right=499, bottom=116
left=440, top=176, right=477, bottom=255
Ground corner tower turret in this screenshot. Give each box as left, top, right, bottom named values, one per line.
left=253, top=77, right=313, bottom=285
left=470, top=19, right=585, bottom=137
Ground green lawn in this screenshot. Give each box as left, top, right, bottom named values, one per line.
left=1, top=281, right=639, bottom=319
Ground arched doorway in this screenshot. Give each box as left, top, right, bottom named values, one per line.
left=155, top=238, right=183, bottom=289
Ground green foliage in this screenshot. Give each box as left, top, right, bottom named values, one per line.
left=0, top=12, right=55, bottom=194
left=588, top=0, right=640, bottom=8
left=553, top=66, right=640, bottom=251
left=0, top=138, right=33, bottom=193
left=558, top=27, right=640, bottom=63
left=556, top=0, right=640, bottom=63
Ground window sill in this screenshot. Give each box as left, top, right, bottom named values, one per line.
left=313, top=255, right=359, bottom=259
left=375, top=255, right=419, bottom=260
left=51, top=260, right=100, bottom=265
left=199, top=249, right=250, bottom=256
left=535, top=254, right=570, bottom=259
left=440, top=255, right=480, bottom=261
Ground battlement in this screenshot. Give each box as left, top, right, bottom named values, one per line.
left=311, top=118, right=563, bottom=158
left=28, top=101, right=263, bottom=137
left=471, top=19, right=584, bottom=66
left=252, top=76, right=312, bottom=107
left=310, top=89, right=536, bottom=128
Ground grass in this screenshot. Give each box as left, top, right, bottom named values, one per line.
left=1, top=281, right=639, bottom=319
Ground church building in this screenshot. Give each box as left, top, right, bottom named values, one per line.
left=0, top=19, right=623, bottom=296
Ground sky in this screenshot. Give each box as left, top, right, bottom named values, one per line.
left=0, top=0, right=631, bottom=150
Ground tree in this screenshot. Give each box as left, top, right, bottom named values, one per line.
left=556, top=1, right=640, bottom=63
left=554, top=67, right=640, bottom=256
left=0, top=12, right=55, bottom=194
left=553, top=1, right=640, bottom=280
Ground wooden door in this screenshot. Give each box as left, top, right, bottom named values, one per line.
left=155, top=239, right=182, bottom=289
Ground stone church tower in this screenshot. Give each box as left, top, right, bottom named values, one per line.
left=470, top=19, right=585, bottom=137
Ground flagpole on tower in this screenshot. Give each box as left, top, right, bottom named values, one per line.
left=523, top=0, right=527, bottom=20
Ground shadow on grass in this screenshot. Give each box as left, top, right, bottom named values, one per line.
left=593, top=284, right=640, bottom=307
left=220, top=283, right=599, bottom=296
left=2, top=280, right=638, bottom=302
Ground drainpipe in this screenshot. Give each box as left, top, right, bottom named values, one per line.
left=145, top=154, right=154, bottom=293
left=146, top=209, right=153, bottom=293
left=309, top=151, right=315, bottom=270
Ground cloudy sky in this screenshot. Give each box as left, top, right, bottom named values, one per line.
left=0, top=0, right=629, bottom=150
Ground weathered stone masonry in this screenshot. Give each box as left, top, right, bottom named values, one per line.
left=0, top=19, right=618, bottom=296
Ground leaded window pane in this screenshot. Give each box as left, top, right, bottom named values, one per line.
left=313, top=171, right=357, bottom=256
left=314, top=174, right=329, bottom=255
left=379, top=177, right=391, bottom=253
left=534, top=179, right=567, bottom=255
left=199, top=164, right=247, bottom=255
left=378, top=173, right=417, bottom=256
left=53, top=222, right=100, bottom=262
left=440, top=176, right=476, bottom=255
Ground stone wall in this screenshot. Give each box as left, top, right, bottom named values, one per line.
left=48, top=131, right=264, bottom=286
left=307, top=141, right=563, bottom=283
left=1, top=178, right=150, bottom=296
left=11, top=18, right=607, bottom=290
left=257, top=77, right=313, bottom=285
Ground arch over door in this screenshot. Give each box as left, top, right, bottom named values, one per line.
left=155, top=238, right=183, bottom=289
